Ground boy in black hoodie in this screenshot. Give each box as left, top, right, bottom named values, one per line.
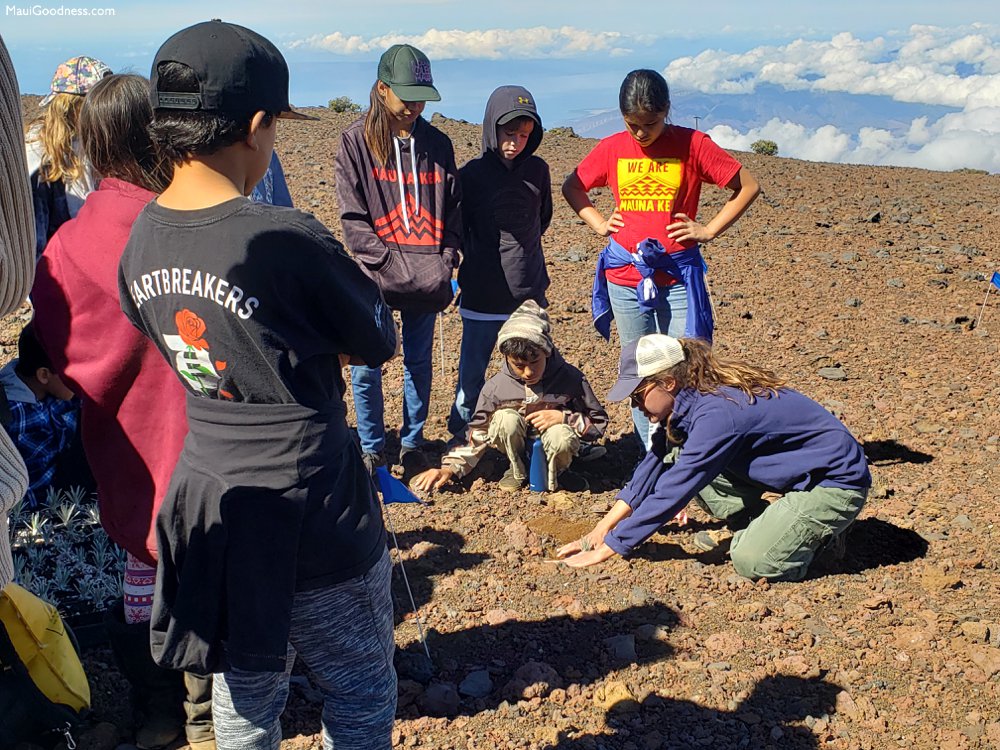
left=447, top=85, right=552, bottom=444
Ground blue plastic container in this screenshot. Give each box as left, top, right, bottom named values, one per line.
left=528, top=437, right=546, bottom=492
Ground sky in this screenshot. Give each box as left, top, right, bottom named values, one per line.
left=3, top=1, right=999, bottom=172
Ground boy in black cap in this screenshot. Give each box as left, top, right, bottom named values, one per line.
left=118, top=20, right=398, bottom=750
left=446, top=85, right=553, bottom=445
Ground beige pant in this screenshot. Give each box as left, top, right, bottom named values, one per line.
left=486, top=408, right=580, bottom=490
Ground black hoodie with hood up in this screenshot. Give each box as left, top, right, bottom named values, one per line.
left=457, top=86, right=552, bottom=315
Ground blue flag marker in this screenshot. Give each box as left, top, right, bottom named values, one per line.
left=375, top=465, right=424, bottom=505
left=992, top=271, right=1000, bottom=290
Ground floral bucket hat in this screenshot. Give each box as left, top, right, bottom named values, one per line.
left=40, top=55, right=112, bottom=106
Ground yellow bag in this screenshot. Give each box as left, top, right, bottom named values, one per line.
left=0, top=583, right=90, bottom=747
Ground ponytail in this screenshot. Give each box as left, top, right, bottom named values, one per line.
left=654, top=338, right=785, bottom=402
left=619, top=69, right=670, bottom=119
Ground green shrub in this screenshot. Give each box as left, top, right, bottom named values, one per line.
left=751, top=139, right=778, bottom=156
left=328, top=96, right=361, bottom=114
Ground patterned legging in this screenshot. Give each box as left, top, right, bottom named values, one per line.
left=212, top=549, right=397, bottom=750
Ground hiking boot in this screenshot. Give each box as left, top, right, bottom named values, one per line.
left=399, top=446, right=429, bottom=484
left=105, top=605, right=185, bottom=750
left=691, top=529, right=734, bottom=553
left=498, top=468, right=525, bottom=492
left=575, top=444, right=607, bottom=463
left=822, top=518, right=856, bottom=561
left=183, top=672, right=215, bottom=750
left=557, top=471, right=590, bottom=493
left=361, top=451, right=386, bottom=478
left=399, top=446, right=428, bottom=473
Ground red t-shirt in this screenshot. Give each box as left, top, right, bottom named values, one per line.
left=575, top=126, right=741, bottom=287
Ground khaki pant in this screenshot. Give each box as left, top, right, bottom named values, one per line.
left=695, top=471, right=867, bottom=581
left=487, top=408, right=580, bottom=490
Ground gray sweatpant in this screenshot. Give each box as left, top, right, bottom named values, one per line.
left=212, top=548, right=396, bottom=750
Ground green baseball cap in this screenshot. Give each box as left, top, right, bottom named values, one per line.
left=377, top=44, right=441, bottom=102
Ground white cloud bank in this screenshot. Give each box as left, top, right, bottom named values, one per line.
left=668, top=25, right=1000, bottom=172
left=289, top=26, right=636, bottom=59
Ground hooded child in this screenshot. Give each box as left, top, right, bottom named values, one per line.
left=447, top=85, right=552, bottom=444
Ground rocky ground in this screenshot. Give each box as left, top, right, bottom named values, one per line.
left=6, top=102, right=1000, bottom=750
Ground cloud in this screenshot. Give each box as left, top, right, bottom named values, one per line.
left=664, top=24, right=1000, bottom=109
left=708, top=109, right=1000, bottom=173
left=671, top=24, right=1000, bottom=172
left=287, top=26, right=636, bottom=59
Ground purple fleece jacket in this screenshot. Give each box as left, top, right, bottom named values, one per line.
left=605, top=386, right=871, bottom=556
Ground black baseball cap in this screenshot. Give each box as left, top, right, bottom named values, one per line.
left=151, top=20, right=315, bottom=120
left=377, top=44, right=441, bottom=102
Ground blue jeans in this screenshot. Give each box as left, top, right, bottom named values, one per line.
left=606, top=281, right=688, bottom=449
left=351, top=310, right=436, bottom=454
left=447, top=317, right=506, bottom=439
left=212, top=549, right=396, bottom=750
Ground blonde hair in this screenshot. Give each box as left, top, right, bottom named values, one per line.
left=27, top=93, right=85, bottom=184
left=650, top=338, right=785, bottom=400
left=363, top=81, right=394, bottom=166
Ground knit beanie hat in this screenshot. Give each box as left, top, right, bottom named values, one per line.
left=497, top=300, right=553, bottom=355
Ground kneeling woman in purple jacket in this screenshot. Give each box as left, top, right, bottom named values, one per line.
left=557, top=334, right=869, bottom=581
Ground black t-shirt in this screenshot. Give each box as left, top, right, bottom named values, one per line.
left=119, top=198, right=395, bottom=407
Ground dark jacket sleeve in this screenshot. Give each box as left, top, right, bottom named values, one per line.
left=441, top=140, right=463, bottom=269
left=333, top=129, right=391, bottom=271
left=539, top=161, right=553, bottom=237
left=565, top=375, right=608, bottom=441
left=301, top=218, right=396, bottom=368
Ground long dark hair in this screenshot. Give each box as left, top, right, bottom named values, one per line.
left=80, top=73, right=172, bottom=193
left=363, top=82, right=394, bottom=166
left=619, top=69, right=671, bottom=119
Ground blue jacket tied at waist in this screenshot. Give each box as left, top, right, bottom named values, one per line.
left=591, top=238, right=714, bottom=342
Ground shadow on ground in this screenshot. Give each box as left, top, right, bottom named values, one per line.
left=545, top=674, right=841, bottom=750
left=863, top=439, right=933, bottom=466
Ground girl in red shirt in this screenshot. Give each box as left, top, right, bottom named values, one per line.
left=562, top=69, right=759, bottom=447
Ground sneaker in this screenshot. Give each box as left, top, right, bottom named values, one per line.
left=498, top=468, right=525, bottom=492
left=575, top=444, right=607, bottom=463
left=557, top=471, right=590, bottom=493
left=361, top=451, right=385, bottom=478
left=691, top=529, right=734, bottom=553
left=822, top=519, right=856, bottom=561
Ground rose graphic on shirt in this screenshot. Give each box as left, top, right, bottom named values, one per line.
left=175, top=309, right=208, bottom=350
left=163, top=309, right=227, bottom=398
